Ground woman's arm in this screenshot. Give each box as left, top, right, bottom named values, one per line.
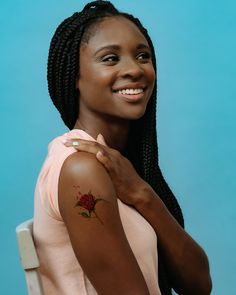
left=63, top=136, right=212, bottom=295
left=58, top=151, right=150, bottom=295
left=134, top=184, right=212, bottom=295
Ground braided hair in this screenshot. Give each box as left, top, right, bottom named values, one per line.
left=47, top=1, right=184, bottom=294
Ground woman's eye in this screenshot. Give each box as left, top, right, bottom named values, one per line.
left=137, top=52, right=151, bottom=62
left=101, top=55, right=119, bottom=64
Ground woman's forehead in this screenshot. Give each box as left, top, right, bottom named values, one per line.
left=84, top=16, right=149, bottom=49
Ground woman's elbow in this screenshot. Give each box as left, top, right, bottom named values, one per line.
left=196, top=262, right=212, bottom=295
left=187, top=258, right=213, bottom=295
left=195, top=248, right=212, bottom=295
left=201, top=273, right=212, bottom=295
left=182, top=273, right=212, bottom=295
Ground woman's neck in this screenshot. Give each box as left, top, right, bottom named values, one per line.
left=73, top=117, right=130, bottom=153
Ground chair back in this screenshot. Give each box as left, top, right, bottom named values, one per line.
left=16, top=219, right=44, bottom=295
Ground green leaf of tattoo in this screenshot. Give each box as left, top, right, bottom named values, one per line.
left=79, top=212, right=90, bottom=218
left=95, top=198, right=109, bottom=204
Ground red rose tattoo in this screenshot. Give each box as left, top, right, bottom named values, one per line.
left=78, top=193, right=95, bottom=211
left=74, top=189, right=109, bottom=225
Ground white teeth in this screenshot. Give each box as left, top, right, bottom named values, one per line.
left=117, top=88, right=144, bottom=95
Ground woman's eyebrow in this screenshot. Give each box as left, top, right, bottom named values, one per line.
left=136, top=43, right=150, bottom=50
left=94, top=43, right=150, bottom=56
left=94, top=44, right=120, bottom=55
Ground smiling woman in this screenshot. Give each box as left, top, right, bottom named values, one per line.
left=76, top=16, right=155, bottom=122
left=33, top=1, right=212, bottom=295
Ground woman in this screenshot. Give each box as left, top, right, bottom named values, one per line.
left=33, top=1, right=212, bottom=294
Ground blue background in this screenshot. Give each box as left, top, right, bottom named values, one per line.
left=1, top=1, right=235, bottom=294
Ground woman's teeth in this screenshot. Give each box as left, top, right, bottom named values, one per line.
left=117, top=88, right=144, bottom=95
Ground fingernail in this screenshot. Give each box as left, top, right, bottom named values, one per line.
left=62, top=138, right=75, bottom=147
left=62, top=139, right=69, bottom=144
left=62, top=139, right=71, bottom=146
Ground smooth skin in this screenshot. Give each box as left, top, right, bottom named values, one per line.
left=74, top=16, right=155, bottom=151
left=64, top=135, right=212, bottom=295
left=59, top=16, right=212, bottom=295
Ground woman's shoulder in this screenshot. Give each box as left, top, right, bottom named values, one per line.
left=35, top=129, right=102, bottom=220
left=59, top=150, right=114, bottom=201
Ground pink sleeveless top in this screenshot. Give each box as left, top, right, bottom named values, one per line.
left=33, top=129, right=161, bottom=295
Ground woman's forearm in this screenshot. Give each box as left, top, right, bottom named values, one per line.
left=134, top=184, right=212, bottom=295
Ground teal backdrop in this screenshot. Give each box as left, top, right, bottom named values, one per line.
left=1, top=1, right=235, bottom=294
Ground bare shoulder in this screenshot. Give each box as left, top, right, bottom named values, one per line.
left=58, top=151, right=116, bottom=212
left=60, top=150, right=111, bottom=182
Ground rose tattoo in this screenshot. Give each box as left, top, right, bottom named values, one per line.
left=75, top=189, right=109, bottom=225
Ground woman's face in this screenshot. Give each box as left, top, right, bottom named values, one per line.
left=77, top=16, right=155, bottom=122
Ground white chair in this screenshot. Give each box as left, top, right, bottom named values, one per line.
left=16, top=219, right=44, bottom=295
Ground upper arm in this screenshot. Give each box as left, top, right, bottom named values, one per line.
left=58, top=151, right=149, bottom=295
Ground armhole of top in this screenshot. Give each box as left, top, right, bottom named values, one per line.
left=48, top=148, right=78, bottom=220
left=37, top=130, right=97, bottom=221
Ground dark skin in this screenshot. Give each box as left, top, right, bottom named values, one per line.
left=60, top=16, right=212, bottom=295
left=74, top=16, right=155, bottom=152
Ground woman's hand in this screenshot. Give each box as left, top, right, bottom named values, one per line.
left=63, top=134, right=150, bottom=207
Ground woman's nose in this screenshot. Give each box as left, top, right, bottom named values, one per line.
left=119, top=58, right=144, bottom=79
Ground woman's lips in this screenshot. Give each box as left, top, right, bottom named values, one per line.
left=113, top=89, right=146, bottom=102
left=114, top=88, right=146, bottom=102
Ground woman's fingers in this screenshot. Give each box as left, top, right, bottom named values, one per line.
left=63, top=137, right=112, bottom=170
left=96, top=150, right=111, bottom=169
left=63, top=138, right=110, bottom=159
left=63, top=138, right=101, bottom=152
